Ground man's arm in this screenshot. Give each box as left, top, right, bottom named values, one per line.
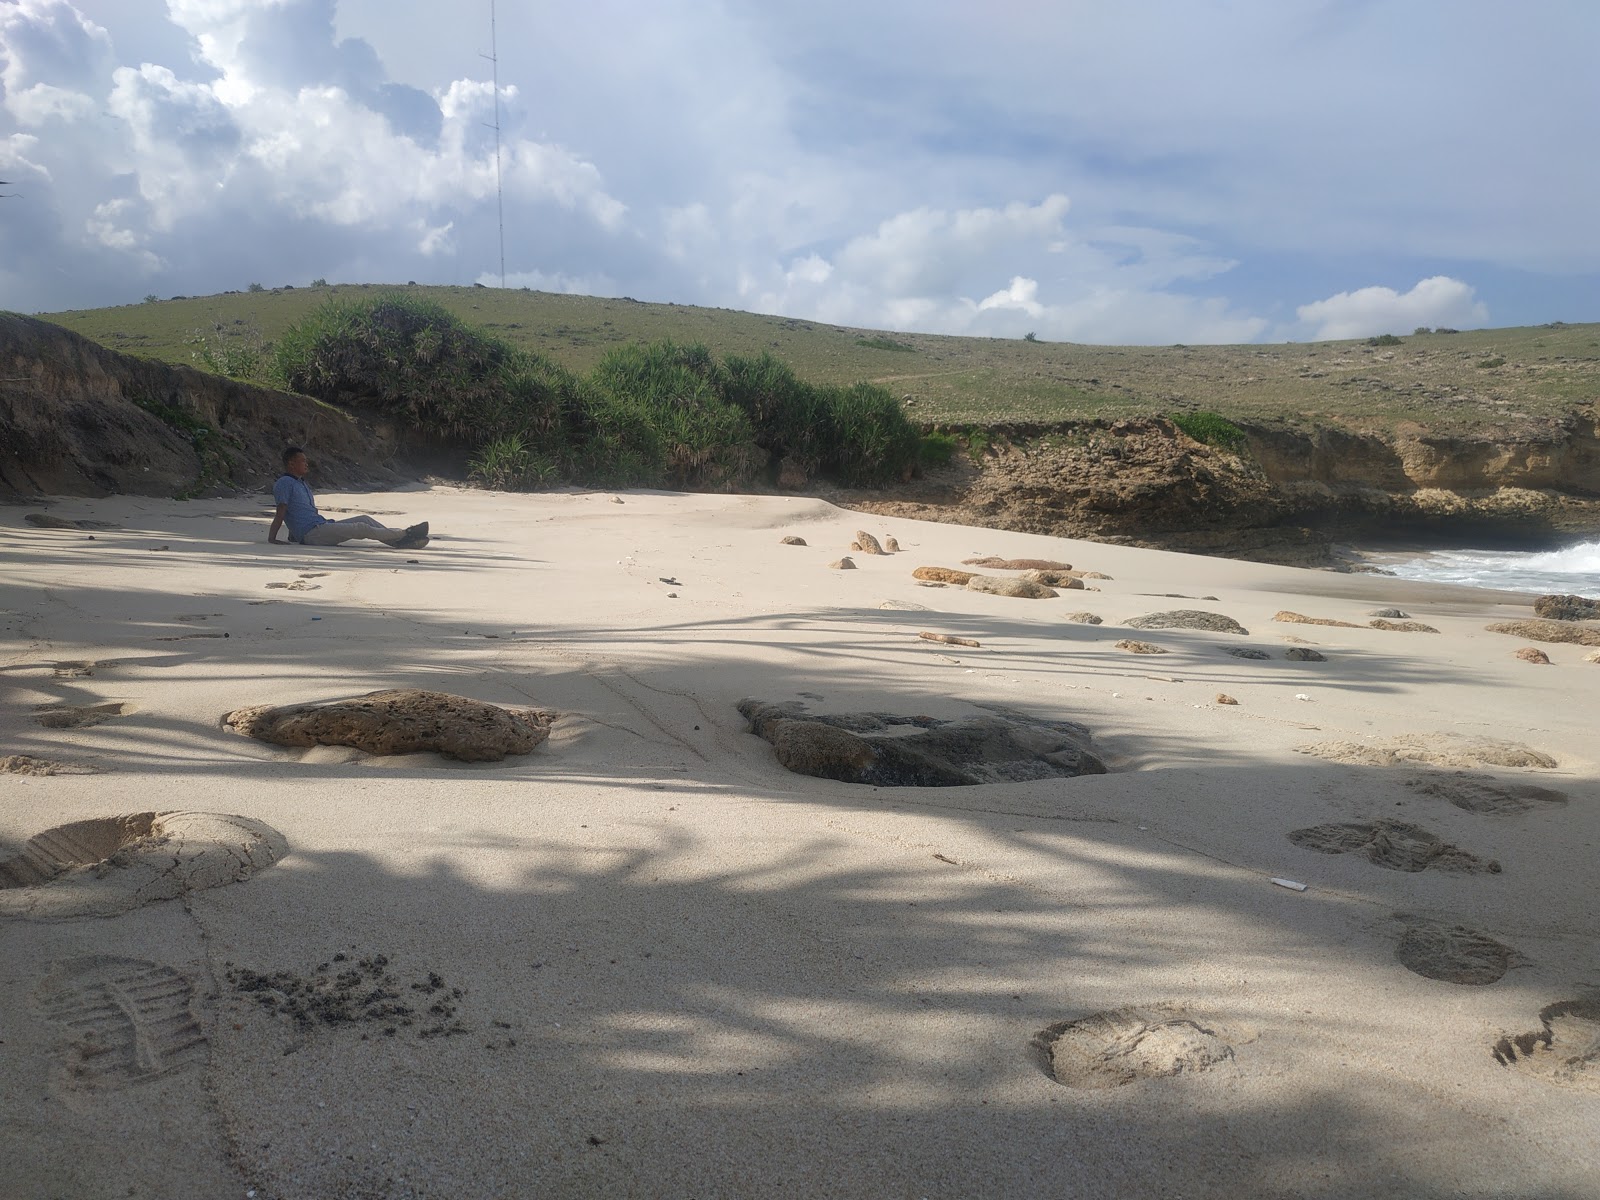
left=268, top=503, right=288, bottom=543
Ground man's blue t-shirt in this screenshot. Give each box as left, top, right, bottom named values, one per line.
left=273, top=474, right=329, bottom=542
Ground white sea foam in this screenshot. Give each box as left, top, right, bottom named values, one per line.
left=1377, top=539, right=1600, bottom=594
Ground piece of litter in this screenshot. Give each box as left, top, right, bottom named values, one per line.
left=1294, top=693, right=1311, bottom=701
left=1271, top=877, right=1308, bottom=891
left=310, top=616, right=321, bottom=621
left=1138, top=825, right=1149, bottom=831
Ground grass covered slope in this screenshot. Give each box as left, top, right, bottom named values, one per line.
left=39, top=285, right=1600, bottom=432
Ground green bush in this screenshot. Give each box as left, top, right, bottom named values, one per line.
left=1170, top=410, right=1248, bottom=452
left=1366, top=333, right=1403, bottom=346
left=1476, top=356, right=1506, bottom=369
left=918, top=431, right=960, bottom=468
left=815, top=382, right=921, bottom=485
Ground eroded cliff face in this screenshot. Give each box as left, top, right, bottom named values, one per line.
left=0, top=315, right=399, bottom=500
left=850, top=410, right=1600, bottom=567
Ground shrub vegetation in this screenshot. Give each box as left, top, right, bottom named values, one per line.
left=276, top=294, right=924, bottom=491
left=1169, top=410, right=1249, bottom=452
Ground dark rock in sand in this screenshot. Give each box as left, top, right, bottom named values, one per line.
left=1113, top=639, right=1167, bottom=655
left=1515, top=646, right=1552, bottom=664
left=1226, top=647, right=1271, bottom=660
left=1284, top=647, right=1327, bottom=662
left=1533, top=594, right=1600, bottom=622
left=224, top=689, right=554, bottom=762
left=1063, top=612, right=1103, bottom=625
left=1368, top=608, right=1410, bottom=619
left=738, top=699, right=1106, bottom=787
left=1126, top=610, right=1248, bottom=635
left=1369, top=619, right=1439, bottom=633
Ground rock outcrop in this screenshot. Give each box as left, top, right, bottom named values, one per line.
left=224, top=690, right=554, bottom=761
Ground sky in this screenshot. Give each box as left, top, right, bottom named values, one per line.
left=1, top=0, right=1596, bottom=344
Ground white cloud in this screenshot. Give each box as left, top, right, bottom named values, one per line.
left=1294, top=276, right=1488, bottom=341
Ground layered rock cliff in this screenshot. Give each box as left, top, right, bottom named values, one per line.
left=0, top=315, right=398, bottom=500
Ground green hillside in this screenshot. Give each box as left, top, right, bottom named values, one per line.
left=36, top=284, right=1600, bottom=431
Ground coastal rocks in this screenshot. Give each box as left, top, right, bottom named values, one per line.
left=1533, top=594, right=1600, bottom=621
left=1297, top=733, right=1557, bottom=770
left=967, top=575, right=1057, bottom=599
left=1493, top=997, right=1600, bottom=1089
left=1486, top=619, right=1600, bottom=646
left=1285, top=647, right=1327, bottom=662
left=829, top=557, right=857, bottom=570
left=1215, top=694, right=1239, bottom=705
left=738, top=699, right=1107, bottom=787
left=1275, top=610, right=1361, bottom=628
left=224, top=689, right=554, bottom=762
left=1113, top=640, right=1167, bottom=654
left=1395, top=920, right=1528, bottom=985
left=1226, top=647, right=1271, bottom=660
left=1126, top=610, right=1248, bottom=635
left=1033, top=1005, right=1239, bottom=1089
left=963, top=557, right=1072, bottom=571
left=1369, top=608, right=1410, bottom=619
left=1515, top=647, right=1553, bottom=664
left=1064, top=612, right=1103, bottom=625
left=854, top=531, right=887, bottom=555
left=913, top=566, right=977, bottom=585
left=1287, top=819, right=1500, bottom=874
left=1370, top=619, right=1440, bottom=633
left=0, top=811, right=287, bottom=918
left=779, top=535, right=807, bottom=546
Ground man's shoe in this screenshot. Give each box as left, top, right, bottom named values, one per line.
left=395, top=521, right=430, bottom=550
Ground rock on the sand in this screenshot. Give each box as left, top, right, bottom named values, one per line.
left=854, top=531, right=887, bottom=555
left=1126, top=610, right=1248, bottom=635
left=779, top=535, right=807, bottom=546
left=1533, top=594, right=1600, bottom=621
left=1113, top=639, right=1167, bottom=654
left=1486, top=619, right=1600, bottom=646
left=224, top=689, right=553, bottom=762
left=1297, top=733, right=1556, bottom=770
left=966, top=575, right=1057, bottom=599
left=913, top=566, right=977, bottom=585
left=739, top=699, right=1106, bottom=786
left=884, top=537, right=901, bottom=552
left=1368, top=608, right=1410, bottom=619
left=1227, top=647, right=1271, bottom=660
left=1022, top=570, right=1085, bottom=589
left=962, top=557, right=1071, bottom=570
left=1215, top=693, right=1239, bottom=705
left=1285, top=647, right=1327, bottom=662
left=1275, top=610, right=1361, bottom=628
left=1063, top=612, right=1103, bottom=625
left=1515, top=646, right=1552, bottom=664
left=1369, top=619, right=1440, bottom=633
left=829, top=557, right=857, bottom=570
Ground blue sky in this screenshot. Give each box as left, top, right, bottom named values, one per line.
left=2, top=0, right=1595, bottom=343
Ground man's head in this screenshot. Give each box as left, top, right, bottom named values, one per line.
left=282, top=446, right=309, bottom=478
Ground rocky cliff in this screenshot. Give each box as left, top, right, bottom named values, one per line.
left=0, top=314, right=399, bottom=500
left=849, top=411, right=1600, bottom=566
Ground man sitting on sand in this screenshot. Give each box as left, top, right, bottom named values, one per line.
left=268, top=446, right=430, bottom=549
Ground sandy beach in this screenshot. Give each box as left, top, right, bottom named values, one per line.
left=3, top=486, right=1597, bottom=1199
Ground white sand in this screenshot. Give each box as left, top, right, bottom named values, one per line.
left=2, top=486, right=1597, bottom=1199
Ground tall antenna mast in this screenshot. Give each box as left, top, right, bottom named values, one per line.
left=481, top=0, right=506, bottom=288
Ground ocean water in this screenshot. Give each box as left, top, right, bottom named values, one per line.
left=1372, top=538, right=1600, bottom=595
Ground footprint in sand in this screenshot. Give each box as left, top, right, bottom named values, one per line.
left=1403, top=772, right=1569, bottom=815
left=1032, top=1005, right=1245, bottom=1088
left=1297, top=733, right=1557, bottom=770
left=32, top=701, right=133, bottom=729
left=0, top=755, right=98, bottom=776
left=1493, top=996, right=1600, bottom=1091
left=1394, top=918, right=1529, bottom=985
left=34, top=957, right=207, bottom=1090
left=1287, top=819, right=1500, bottom=874
left=0, top=811, right=287, bottom=918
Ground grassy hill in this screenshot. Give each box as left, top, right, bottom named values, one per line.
left=36, top=284, right=1600, bottom=432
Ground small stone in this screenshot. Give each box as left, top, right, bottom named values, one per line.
left=884, top=537, right=901, bottom=552
left=919, top=631, right=980, bottom=648
left=1022, top=570, right=1085, bottom=589
left=829, top=557, right=857, bottom=570
left=1227, top=647, right=1271, bottom=660
left=1514, top=646, right=1551, bottom=664
left=1113, top=640, right=1168, bottom=655
left=1368, top=608, right=1410, bottom=619
left=854, top=531, right=887, bottom=555
left=1285, top=647, right=1327, bottom=662
left=849, top=541, right=862, bottom=551
left=780, top=536, right=807, bottom=546
left=1063, top=612, right=1103, bottom=625
left=1215, top=693, right=1238, bottom=705
left=1586, top=650, right=1600, bottom=664
left=1275, top=610, right=1360, bottom=628
left=1370, top=619, right=1440, bottom=633
left=1127, top=610, right=1248, bottom=635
